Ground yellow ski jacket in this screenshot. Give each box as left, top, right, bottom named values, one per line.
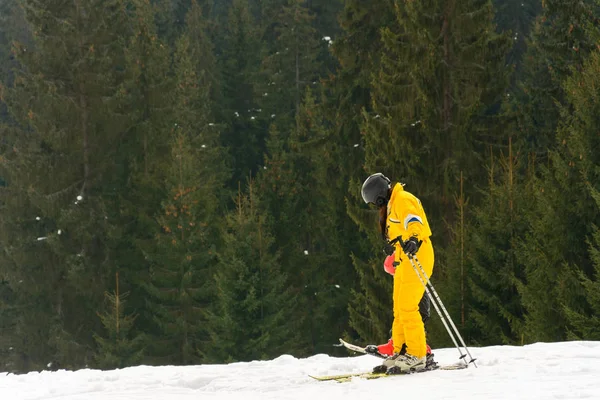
left=386, top=183, right=432, bottom=248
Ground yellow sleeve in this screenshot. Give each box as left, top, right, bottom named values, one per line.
left=387, top=194, right=427, bottom=241
left=402, top=197, right=427, bottom=239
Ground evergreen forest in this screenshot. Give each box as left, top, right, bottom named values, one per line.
left=1, top=0, right=600, bottom=373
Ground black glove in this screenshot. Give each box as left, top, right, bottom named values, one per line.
left=365, top=345, right=379, bottom=354
left=383, top=242, right=395, bottom=256
left=402, top=236, right=422, bottom=257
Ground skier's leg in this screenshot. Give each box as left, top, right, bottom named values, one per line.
left=391, top=269, right=405, bottom=354
left=398, top=281, right=427, bottom=358
left=399, top=239, right=433, bottom=358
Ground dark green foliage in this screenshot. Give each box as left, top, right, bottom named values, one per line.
left=258, top=0, right=324, bottom=132
left=364, top=0, right=511, bottom=209
left=0, top=0, right=132, bottom=370
left=140, top=29, right=226, bottom=364
left=1, top=0, right=600, bottom=373
left=141, top=130, right=219, bottom=364
left=328, top=0, right=395, bottom=174
left=332, top=0, right=396, bottom=345
left=517, top=0, right=600, bottom=157
left=153, top=0, right=215, bottom=43
left=504, top=3, right=600, bottom=343
left=523, top=49, right=600, bottom=342
left=106, top=0, right=175, bottom=335
left=0, top=0, right=29, bottom=123
left=467, top=145, right=531, bottom=345
left=347, top=250, right=394, bottom=344
left=565, top=223, right=600, bottom=340
left=94, top=274, right=145, bottom=370
left=208, top=182, right=302, bottom=362
left=274, top=89, right=358, bottom=354
left=0, top=275, right=16, bottom=371
left=514, top=168, right=573, bottom=342
left=218, top=0, right=266, bottom=186
left=493, top=0, right=541, bottom=81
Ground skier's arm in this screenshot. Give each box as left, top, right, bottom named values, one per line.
left=387, top=196, right=426, bottom=243
left=400, top=197, right=426, bottom=239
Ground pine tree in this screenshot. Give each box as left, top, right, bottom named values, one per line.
left=346, top=246, right=395, bottom=344
left=141, top=31, right=226, bottom=365
left=108, top=0, right=175, bottom=333
left=306, top=0, right=343, bottom=38
left=153, top=0, right=215, bottom=43
left=432, top=171, right=470, bottom=347
left=278, top=89, right=358, bottom=353
left=218, top=0, right=266, bottom=186
left=517, top=0, right=600, bottom=158
left=255, top=88, right=360, bottom=354
left=328, top=0, right=396, bottom=345
left=493, top=0, right=541, bottom=83
left=0, top=0, right=30, bottom=113
left=0, top=261, right=17, bottom=372
left=465, top=141, right=531, bottom=345
left=566, top=221, right=600, bottom=340
left=520, top=48, right=600, bottom=342
left=328, top=0, right=395, bottom=174
left=258, top=0, right=324, bottom=132
left=142, top=130, right=219, bottom=364
left=256, top=123, right=299, bottom=267
left=208, top=181, right=301, bottom=362
left=561, top=49, right=600, bottom=340
left=514, top=168, right=572, bottom=342
left=123, top=0, right=173, bottom=180
left=94, top=272, right=145, bottom=369
left=183, top=0, right=219, bottom=110
left=0, top=0, right=132, bottom=370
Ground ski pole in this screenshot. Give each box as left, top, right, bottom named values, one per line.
left=407, top=256, right=468, bottom=365
left=404, top=254, right=470, bottom=366
left=409, top=253, right=477, bottom=367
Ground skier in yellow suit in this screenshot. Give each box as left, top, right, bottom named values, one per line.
left=361, top=172, right=434, bottom=373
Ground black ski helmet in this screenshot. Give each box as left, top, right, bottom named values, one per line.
left=361, top=173, right=391, bottom=207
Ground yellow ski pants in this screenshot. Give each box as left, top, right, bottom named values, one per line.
left=392, top=239, right=434, bottom=358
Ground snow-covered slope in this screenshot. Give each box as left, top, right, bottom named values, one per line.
left=2, top=341, right=599, bottom=400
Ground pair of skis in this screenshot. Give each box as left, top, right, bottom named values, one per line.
left=310, top=364, right=467, bottom=383
left=309, top=338, right=468, bottom=382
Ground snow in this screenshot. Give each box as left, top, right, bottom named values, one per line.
left=2, top=341, right=600, bottom=400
